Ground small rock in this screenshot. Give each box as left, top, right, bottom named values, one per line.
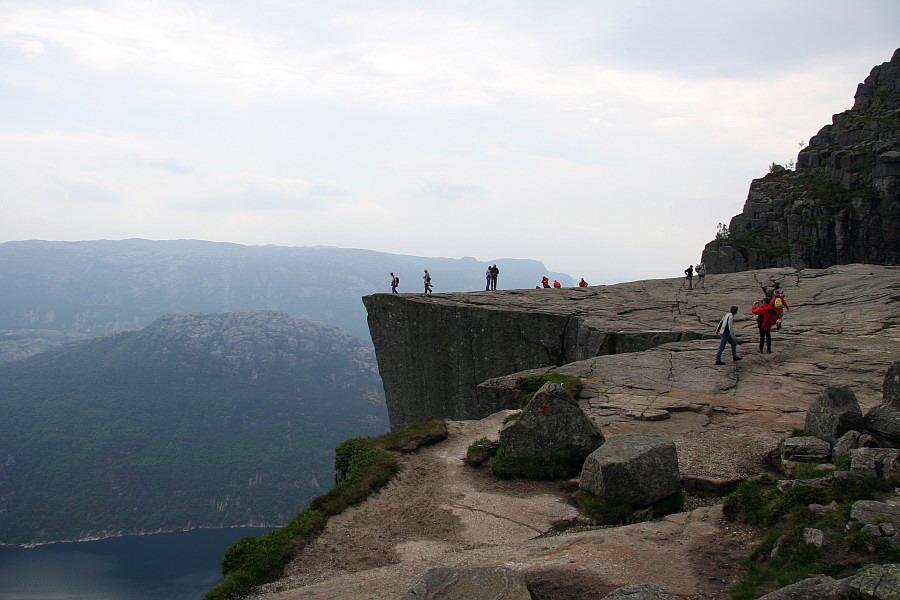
left=803, top=527, right=825, bottom=547
left=833, top=430, right=862, bottom=460
left=863, top=523, right=884, bottom=538
left=849, top=447, right=900, bottom=480
left=602, top=583, right=684, bottom=600
left=404, top=566, right=531, bottom=599
left=777, top=476, right=833, bottom=493
left=626, top=408, right=670, bottom=422
left=815, top=463, right=837, bottom=473
left=886, top=360, right=900, bottom=407
left=881, top=523, right=897, bottom=536
left=756, top=575, right=841, bottom=600
left=804, top=386, right=863, bottom=444
left=780, top=436, right=832, bottom=464
left=808, top=501, right=839, bottom=515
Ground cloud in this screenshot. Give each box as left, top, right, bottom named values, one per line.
left=126, top=157, right=194, bottom=175
left=420, top=181, right=485, bottom=203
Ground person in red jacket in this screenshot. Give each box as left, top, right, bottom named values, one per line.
left=579, top=278, right=588, bottom=287
left=553, top=279, right=562, bottom=288
left=752, top=298, right=779, bottom=353
left=541, top=275, right=550, bottom=288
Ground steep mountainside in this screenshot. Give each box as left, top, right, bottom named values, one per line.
left=0, top=239, right=571, bottom=363
left=0, top=311, right=387, bottom=545
left=701, top=49, right=900, bottom=272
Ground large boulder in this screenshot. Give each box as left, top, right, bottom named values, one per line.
left=580, top=433, right=680, bottom=507
left=845, top=564, right=900, bottom=599
left=602, top=583, right=683, bottom=600
left=864, top=403, right=900, bottom=448
left=779, top=436, right=831, bottom=464
left=804, top=386, right=863, bottom=443
left=850, top=500, right=900, bottom=530
left=885, top=360, right=900, bottom=407
left=404, top=566, right=532, bottom=599
left=757, top=575, right=842, bottom=600
left=494, top=382, right=604, bottom=478
left=850, top=447, right=900, bottom=481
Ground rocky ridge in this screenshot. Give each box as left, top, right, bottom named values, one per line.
left=701, top=49, right=900, bottom=273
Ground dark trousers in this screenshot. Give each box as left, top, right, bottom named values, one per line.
left=490, top=276, right=497, bottom=290
left=759, top=329, right=771, bottom=352
left=486, top=279, right=491, bottom=291
left=716, top=332, right=737, bottom=362
left=391, top=286, right=397, bottom=294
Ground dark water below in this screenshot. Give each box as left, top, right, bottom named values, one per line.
left=0, top=527, right=274, bottom=600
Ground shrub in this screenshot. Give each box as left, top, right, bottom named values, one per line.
left=517, top=373, right=583, bottom=407
left=490, top=447, right=581, bottom=479
left=572, top=489, right=684, bottom=525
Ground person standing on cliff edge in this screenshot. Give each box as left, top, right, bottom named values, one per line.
left=490, top=264, right=499, bottom=291
left=423, top=270, right=433, bottom=295
left=685, top=265, right=694, bottom=290
left=485, top=266, right=492, bottom=291
left=390, top=272, right=399, bottom=294
left=715, top=306, right=742, bottom=365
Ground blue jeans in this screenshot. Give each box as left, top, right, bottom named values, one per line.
left=716, top=332, right=737, bottom=362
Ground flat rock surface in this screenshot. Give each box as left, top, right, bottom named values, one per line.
left=252, top=414, right=754, bottom=600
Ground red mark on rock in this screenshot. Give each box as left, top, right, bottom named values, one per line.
left=540, top=403, right=550, bottom=416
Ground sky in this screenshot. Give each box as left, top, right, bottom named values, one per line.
left=1, top=1, right=898, bottom=283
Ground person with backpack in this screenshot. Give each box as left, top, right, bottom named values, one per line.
left=715, top=305, right=742, bottom=365
left=772, top=289, right=789, bottom=329
left=490, top=264, right=499, bottom=290
left=752, top=298, right=778, bottom=353
left=390, top=272, right=399, bottom=294
left=579, top=278, right=589, bottom=288
left=696, top=263, right=706, bottom=288
left=541, top=276, right=550, bottom=288
left=685, top=265, right=694, bottom=290
left=553, top=279, right=561, bottom=288
left=423, top=270, right=433, bottom=295
left=485, top=267, right=492, bottom=291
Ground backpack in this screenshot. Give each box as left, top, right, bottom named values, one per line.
left=393, top=276, right=399, bottom=286
left=774, top=297, right=783, bottom=309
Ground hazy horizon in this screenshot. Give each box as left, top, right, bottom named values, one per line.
left=2, top=1, right=898, bottom=284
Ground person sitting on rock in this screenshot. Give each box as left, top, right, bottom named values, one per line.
left=752, top=298, right=778, bottom=353
left=541, top=276, right=550, bottom=288
left=714, top=305, right=742, bottom=365
left=579, top=278, right=588, bottom=287
left=553, top=279, right=562, bottom=288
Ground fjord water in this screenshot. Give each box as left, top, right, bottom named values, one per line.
left=0, top=527, right=273, bottom=600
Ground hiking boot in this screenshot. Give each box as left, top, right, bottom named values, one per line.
left=733, top=356, right=743, bottom=362
left=715, top=361, right=726, bottom=365
left=766, top=349, right=772, bottom=354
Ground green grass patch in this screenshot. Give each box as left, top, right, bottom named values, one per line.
left=502, top=411, right=522, bottom=425
left=490, top=447, right=581, bottom=479
left=205, top=419, right=445, bottom=599
left=791, top=428, right=808, bottom=437
left=465, top=437, right=499, bottom=467
left=572, top=489, right=685, bottom=525
left=791, top=463, right=830, bottom=480
left=834, top=452, right=851, bottom=471
left=371, top=417, right=448, bottom=452
left=516, top=373, right=583, bottom=407
left=723, top=472, right=899, bottom=599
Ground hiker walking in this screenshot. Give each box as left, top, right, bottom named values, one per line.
left=714, top=305, right=742, bottom=365
left=485, top=266, right=492, bottom=291
left=696, top=262, right=706, bottom=288
left=423, top=269, right=433, bottom=295
left=685, top=265, right=694, bottom=290
left=490, top=264, right=499, bottom=291
left=752, top=298, right=778, bottom=353
left=772, top=289, right=789, bottom=330
left=390, top=272, right=399, bottom=294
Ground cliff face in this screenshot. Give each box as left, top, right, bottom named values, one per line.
left=364, top=287, right=708, bottom=429
left=702, top=49, right=900, bottom=273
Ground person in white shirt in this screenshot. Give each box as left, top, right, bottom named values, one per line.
left=715, top=306, right=743, bottom=365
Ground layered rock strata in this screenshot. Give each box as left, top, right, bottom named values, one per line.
left=701, top=49, right=900, bottom=272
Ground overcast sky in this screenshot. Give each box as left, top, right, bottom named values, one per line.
left=1, top=1, right=898, bottom=283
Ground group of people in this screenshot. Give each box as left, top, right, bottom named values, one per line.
left=684, top=263, right=706, bottom=289
left=714, top=288, right=789, bottom=365
left=389, top=270, right=434, bottom=294
left=484, top=265, right=500, bottom=290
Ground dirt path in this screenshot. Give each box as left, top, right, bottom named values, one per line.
left=253, top=412, right=755, bottom=600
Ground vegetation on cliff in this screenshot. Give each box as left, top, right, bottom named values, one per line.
left=205, top=418, right=447, bottom=600
left=724, top=474, right=899, bottom=599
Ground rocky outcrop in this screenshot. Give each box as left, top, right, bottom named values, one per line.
left=779, top=436, right=832, bottom=464
left=580, top=433, right=681, bottom=507
left=701, top=49, right=900, bottom=272
left=844, top=564, right=900, bottom=599
left=864, top=404, right=900, bottom=448
left=756, top=575, right=842, bottom=600
left=885, top=360, right=900, bottom=407
left=602, top=584, right=683, bottom=600
left=404, top=566, right=532, bottom=599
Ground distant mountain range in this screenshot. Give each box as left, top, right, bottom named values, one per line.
left=0, top=311, right=387, bottom=545
left=0, top=239, right=571, bottom=363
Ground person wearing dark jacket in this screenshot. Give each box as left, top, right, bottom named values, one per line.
left=752, top=299, right=778, bottom=353
left=685, top=265, right=694, bottom=290
left=490, top=264, right=499, bottom=290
